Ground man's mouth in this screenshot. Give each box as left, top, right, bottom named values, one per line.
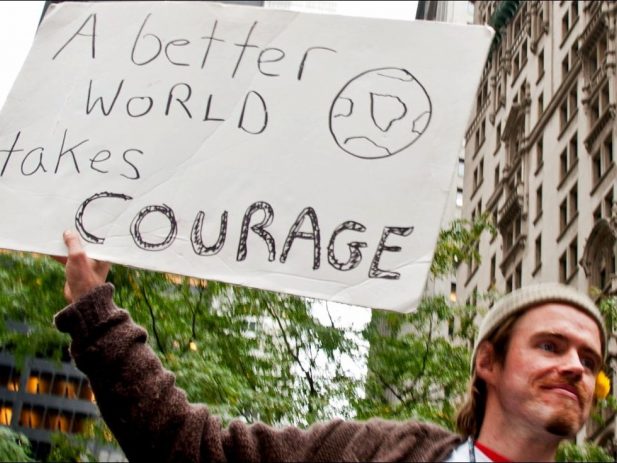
left=542, top=384, right=580, bottom=403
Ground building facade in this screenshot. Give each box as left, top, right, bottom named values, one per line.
left=459, top=0, right=617, bottom=450
left=0, top=322, right=124, bottom=460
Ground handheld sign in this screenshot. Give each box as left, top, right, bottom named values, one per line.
left=0, top=2, right=492, bottom=312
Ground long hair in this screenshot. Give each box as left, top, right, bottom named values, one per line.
left=455, top=312, right=522, bottom=438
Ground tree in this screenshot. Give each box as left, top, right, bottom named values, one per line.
left=556, top=441, right=613, bottom=463
left=0, top=426, right=34, bottom=462
left=0, top=250, right=360, bottom=458
left=355, top=214, right=495, bottom=428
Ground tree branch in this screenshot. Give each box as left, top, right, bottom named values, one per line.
left=137, top=276, right=166, bottom=354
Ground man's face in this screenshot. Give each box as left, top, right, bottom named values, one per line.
left=484, top=303, right=602, bottom=438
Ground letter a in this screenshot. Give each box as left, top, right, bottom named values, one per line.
left=53, top=14, right=97, bottom=60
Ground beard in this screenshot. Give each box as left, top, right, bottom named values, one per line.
left=544, top=412, right=580, bottom=437
left=539, top=379, right=591, bottom=437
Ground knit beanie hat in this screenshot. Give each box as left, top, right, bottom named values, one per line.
left=471, top=283, right=607, bottom=372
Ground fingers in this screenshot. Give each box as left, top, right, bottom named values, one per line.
left=96, top=261, right=112, bottom=280
left=63, top=230, right=83, bottom=256
left=64, top=281, right=73, bottom=303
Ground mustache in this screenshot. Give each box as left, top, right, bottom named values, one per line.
left=537, top=377, right=591, bottom=404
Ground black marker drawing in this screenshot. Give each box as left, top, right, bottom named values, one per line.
left=329, top=67, right=432, bottom=160
left=327, top=221, right=367, bottom=271
left=75, top=191, right=133, bottom=244
left=191, top=210, right=228, bottom=256
left=130, top=204, right=178, bottom=251
left=237, top=201, right=276, bottom=262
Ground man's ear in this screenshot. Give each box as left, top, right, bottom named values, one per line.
left=475, top=341, right=499, bottom=386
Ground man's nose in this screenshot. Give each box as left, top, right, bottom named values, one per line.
left=559, top=348, right=584, bottom=378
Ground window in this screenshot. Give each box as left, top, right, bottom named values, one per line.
left=569, top=86, right=577, bottom=117
left=535, top=234, right=542, bottom=270
left=475, top=119, right=486, bottom=152
left=562, top=55, right=570, bottom=80
left=559, top=237, right=579, bottom=284
left=561, top=12, right=570, bottom=42
left=494, top=165, right=500, bottom=188
left=569, top=133, right=578, bottom=165
left=513, top=51, right=520, bottom=77
left=590, top=95, right=601, bottom=125
left=559, top=131, right=578, bottom=181
left=490, top=254, right=496, bottom=286
left=560, top=183, right=578, bottom=234
left=456, top=188, right=463, bottom=207
left=560, top=148, right=568, bottom=179
left=44, top=409, right=70, bottom=432
left=496, top=123, right=502, bottom=150
left=604, top=189, right=614, bottom=218
left=594, top=204, right=602, bottom=222
left=502, top=214, right=523, bottom=255
left=537, top=92, right=544, bottom=121
left=0, top=367, right=20, bottom=392
left=458, top=158, right=465, bottom=177
left=468, top=239, right=480, bottom=277
left=568, top=237, right=578, bottom=277
left=560, top=199, right=568, bottom=231
left=51, top=376, right=79, bottom=399
left=605, top=135, right=613, bottom=164
left=592, top=189, right=614, bottom=222
left=536, top=138, right=543, bottom=170
left=560, top=86, right=578, bottom=131
left=592, top=134, right=614, bottom=186
left=560, top=100, right=568, bottom=130
left=514, top=263, right=522, bottom=290
left=571, top=1, right=578, bottom=23
left=559, top=252, right=568, bottom=283
left=593, top=151, right=603, bottom=185
left=19, top=406, right=43, bottom=429
left=450, top=282, right=457, bottom=302
left=569, top=185, right=578, bottom=222
left=536, top=185, right=543, bottom=219
left=473, top=159, right=484, bottom=191
left=25, top=372, right=52, bottom=395
left=0, top=405, right=12, bottom=426
left=570, top=40, right=579, bottom=67
left=537, top=50, right=545, bottom=80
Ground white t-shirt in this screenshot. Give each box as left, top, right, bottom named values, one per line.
left=444, top=438, right=493, bottom=462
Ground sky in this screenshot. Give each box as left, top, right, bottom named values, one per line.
left=0, top=0, right=418, bottom=329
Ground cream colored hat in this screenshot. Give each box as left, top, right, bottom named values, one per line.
left=471, top=283, right=607, bottom=371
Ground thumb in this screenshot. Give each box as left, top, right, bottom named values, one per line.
left=63, top=230, right=83, bottom=256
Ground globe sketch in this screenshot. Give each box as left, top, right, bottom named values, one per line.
left=329, top=67, right=432, bottom=160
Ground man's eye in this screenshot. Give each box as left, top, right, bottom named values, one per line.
left=580, top=357, right=596, bottom=371
left=539, top=342, right=556, bottom=352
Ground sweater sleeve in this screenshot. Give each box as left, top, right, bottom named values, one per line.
left=54, top=283, right=461, bottom=462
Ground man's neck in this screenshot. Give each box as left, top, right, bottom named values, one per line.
left=477, top=412, right=560, bottom=461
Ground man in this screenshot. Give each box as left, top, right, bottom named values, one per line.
left=54, top=231, right=606, bottom=462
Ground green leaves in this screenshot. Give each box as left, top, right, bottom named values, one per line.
left=557, top=442, right=614, bottom=463
left=430, top=213, right=496, bottom=279
left=0, top=427, right=34, bottom=462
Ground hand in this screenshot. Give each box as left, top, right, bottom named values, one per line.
left=53, top=230, right=111, bottom=303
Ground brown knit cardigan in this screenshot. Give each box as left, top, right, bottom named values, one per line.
left=54, top=284, right=463, bottom=462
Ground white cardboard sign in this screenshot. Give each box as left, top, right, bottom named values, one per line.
left=0, top=2, right=492, bottom=312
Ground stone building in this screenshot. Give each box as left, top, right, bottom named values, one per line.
left=459, top=0, right=617, bottom=451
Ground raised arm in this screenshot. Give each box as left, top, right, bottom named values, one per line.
left=53, top=232, right=460, bottom=462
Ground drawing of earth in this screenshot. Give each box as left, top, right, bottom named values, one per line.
left=329, top=67, right=432, bottom=159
